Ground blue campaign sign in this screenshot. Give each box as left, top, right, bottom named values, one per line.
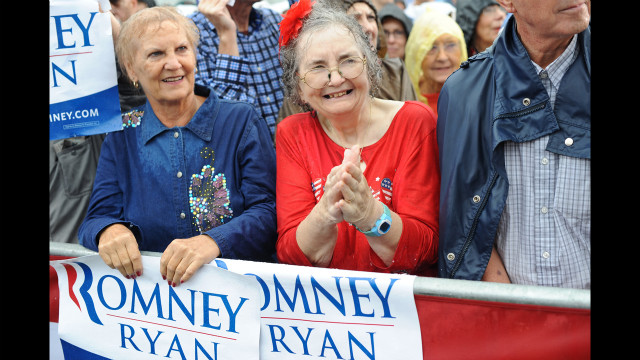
left=50, top=0, right=122, bottom=141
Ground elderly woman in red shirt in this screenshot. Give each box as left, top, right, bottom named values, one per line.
left=275, top=0, right=439, bottom=276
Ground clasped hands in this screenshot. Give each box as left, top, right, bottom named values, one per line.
left=321, top=145, right=379, bottom=231
left=97, top=223, right=221, bottom=287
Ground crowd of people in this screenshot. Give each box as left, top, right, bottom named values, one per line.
left=50, top=0, right=591, bottom=290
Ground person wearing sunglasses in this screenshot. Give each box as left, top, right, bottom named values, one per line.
left=275, top=0, right=439, bottom=276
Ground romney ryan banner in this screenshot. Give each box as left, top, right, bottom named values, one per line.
left=50, top=0, right=122, bottom=141
left=51, top=255, right=261, bottom=360
left=209, top=258, right=422, bottom=360
left=50, top=255, right=422, bottom=360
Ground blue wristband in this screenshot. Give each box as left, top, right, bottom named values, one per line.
left=356, top=203, right=392, bottom=237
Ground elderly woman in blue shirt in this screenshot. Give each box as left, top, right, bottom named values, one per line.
left=78, top=6, right=276, bottom=287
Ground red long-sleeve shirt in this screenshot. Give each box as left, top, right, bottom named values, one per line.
left=275, top=101, right=439, bottom=276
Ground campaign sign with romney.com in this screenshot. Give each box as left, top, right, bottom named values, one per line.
left=50, top=0, right=122, bottom=141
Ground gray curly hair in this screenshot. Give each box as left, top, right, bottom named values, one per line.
left=279, top=0, right=382, bottom=111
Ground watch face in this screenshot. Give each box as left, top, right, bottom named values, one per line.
left=379, top=220, right=391, bottom=233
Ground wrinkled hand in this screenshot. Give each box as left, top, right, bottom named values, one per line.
left=160, top=234, right=221, bottom=286
left=324, top=145, right=376, bottom=228
left=98, top=223, right=143, bottom=279
left=198, top=0, right=236, bottom=34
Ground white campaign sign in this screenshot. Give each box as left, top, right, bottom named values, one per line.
left=50, top=0, right=122, bottom=140
left=51, top=255, right=261, bottom=360
left=51, top=256, right=423, bottom=360
left=211, top=258, right=423, bottom=360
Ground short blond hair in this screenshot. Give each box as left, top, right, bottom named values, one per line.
left=115, top=6, right=199, bottom=81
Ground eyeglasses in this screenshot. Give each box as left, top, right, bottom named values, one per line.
left=383, top=29, right=406, bottom=39
left=298, top=56, right=367, bottom=89
left=426, top=41, right=460, bottom=57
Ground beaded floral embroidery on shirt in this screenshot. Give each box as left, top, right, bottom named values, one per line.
left=122, top=110, right=143, bottom=128
left=188, top=147, right=233, bottom=233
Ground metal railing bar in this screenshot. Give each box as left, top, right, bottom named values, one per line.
left=50, top=242, right=590, bottom=310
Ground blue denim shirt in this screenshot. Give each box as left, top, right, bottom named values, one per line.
left=79, top=85, right=277, bottom=261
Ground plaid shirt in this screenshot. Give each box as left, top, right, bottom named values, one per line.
left=497, top=35, right=591, bottom=289
left=190, top=8, right=284, bottom=139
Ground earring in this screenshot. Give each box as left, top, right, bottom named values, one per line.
left=132, top=80, right=139, bottom=88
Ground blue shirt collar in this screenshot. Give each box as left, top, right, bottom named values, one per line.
left=140, top=85, right=218, bottom=144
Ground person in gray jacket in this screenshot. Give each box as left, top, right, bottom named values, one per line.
left=378, top=3, right=412, bottom=59
left=437, top=0, right=591, bottom=289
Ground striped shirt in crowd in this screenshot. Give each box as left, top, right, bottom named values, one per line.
left=190, top=8, right=284, bottom=139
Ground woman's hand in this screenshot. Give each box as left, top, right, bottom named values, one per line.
left=97, top=223, right=143, bottom=279
left=333, top=146, right=378, bottom=229
left=160, top=234, right=221, bottom=286
left=198, top=0, right=237, bottom=35
left=198, top=0, right=239, bottom=55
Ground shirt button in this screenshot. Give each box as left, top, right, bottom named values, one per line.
left=540, top=71, right=548, bottom=79
left=541, top=157, right=549, bottom=165
left=542, top=251, right=550, bottom=259
left=447, top=253, right=455, bottom=261
left=564, top=137, right=574, bottom=146
left=541, top=206, right=548, bottom=214
left=174, top=131, right=179, bottom=138
left=522, top=98, right=531, bottom=106
left=472, top=195, right=481, bottom=203
left=180, top=212, right=186, bottom=219
left=177, top=171, right=183, bottom=178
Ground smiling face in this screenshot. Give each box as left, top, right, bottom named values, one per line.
left=419, top=33, right=462, bottom=94
left=125, top=20, right=197, bottom=107
left=297, top=26, right=370, bottom=119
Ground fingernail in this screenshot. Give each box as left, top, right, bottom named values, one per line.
left=137, top=271, right=142, bottom=277
left=125, top=275, right=130, bottom=279
left=162, top=275, right=166, bottom=280
left=168, top=280, right=172, bottom=286
left=172, top=282, right=177, bottom=287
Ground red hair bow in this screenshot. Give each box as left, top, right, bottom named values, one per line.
left=278, top=0, right=315, bottom=48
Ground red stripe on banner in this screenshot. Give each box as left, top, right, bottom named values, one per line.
left=50, top=256, right=76, bottom=323
left=62, top=263, right=82, bottom=311
left=414, top=294, right=590, bottom=359
left=106, top=314, right=238, bottom=341
left=261, top=316, right=395, bottom=327
left=50, top=265, right=60, bottom=323
left=50, top=255, right=74, bottom=261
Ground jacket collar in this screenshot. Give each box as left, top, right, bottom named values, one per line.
left=489, top=16, right=591, bottom=158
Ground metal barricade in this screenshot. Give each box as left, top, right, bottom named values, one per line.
left=50, top=241, right=590, bottom=310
